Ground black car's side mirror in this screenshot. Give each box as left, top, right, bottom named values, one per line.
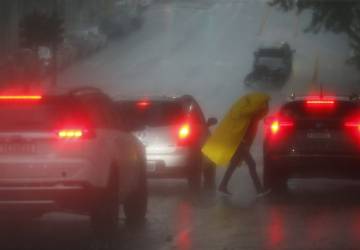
left=207, top=117, right=218, bottom=127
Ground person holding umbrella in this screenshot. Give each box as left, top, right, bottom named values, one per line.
left=202, top=92, right=270, bottom=196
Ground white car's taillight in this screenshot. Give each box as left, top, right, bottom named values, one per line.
left=56, top=128, right=95, bottom=140
left=0, top=95, right=42, bottom=101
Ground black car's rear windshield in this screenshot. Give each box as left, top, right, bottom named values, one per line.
left=0, top=96, right=90, bottom=131
left=117, top=100, right=186, bottom=128
left=280, top=100, right=360, bottom=119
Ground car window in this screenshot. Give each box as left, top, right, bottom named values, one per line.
left=188, top=102, right=206, bottom=125
left=256, top=57, right=285, bottom=69
left=118, top=101, right=186, bottom=129
left=0, top=97, right=90, bottom=131
left=80, top=96, right=118, bottom=129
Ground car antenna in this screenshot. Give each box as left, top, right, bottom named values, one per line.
left=289, top=93, right=296, bottom=100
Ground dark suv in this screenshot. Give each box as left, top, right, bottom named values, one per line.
left=115, top=95, right=217, bottom=190
left=245, top=43, right=294, bottom=86
left=263, top=95, right=360, bottom=192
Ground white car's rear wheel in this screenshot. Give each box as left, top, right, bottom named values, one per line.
left=91, top=169, right=120, bottom=235
left=123, top=162, right=148, bottom=225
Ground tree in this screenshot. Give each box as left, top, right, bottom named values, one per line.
left=19, top=10, right=64, bottom=85
left=269, top=0, right=360, bottom=69
left=19, top=10, right=64, bottom=49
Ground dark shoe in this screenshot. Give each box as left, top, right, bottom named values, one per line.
left=218, top=186, right=232, bottom=195
left=256, top=189, right=271, bottom=198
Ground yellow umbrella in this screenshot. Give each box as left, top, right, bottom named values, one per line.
left=202, top=92, right=270, bottom=167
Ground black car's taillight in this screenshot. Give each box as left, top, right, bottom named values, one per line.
left=265, top=115, right=294, bottom=139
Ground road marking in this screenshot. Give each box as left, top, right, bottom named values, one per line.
left=258, top=5, right=271, bottom=36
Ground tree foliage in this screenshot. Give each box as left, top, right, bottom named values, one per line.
left=19, top=10, right=64, bottom=49
left=269, top=0, right=360, bottom=69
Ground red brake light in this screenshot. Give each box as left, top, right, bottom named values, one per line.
left=266, top=116, right=294, bottom=135
left=344, top=118, right=360, bottom=148
left=0, top=95, right=42, bottom=100
left=305, top=99, right=335, bottom=108
left=345, top=121, right=360, bottom=131
left=270, top=120, right=293, bottom=135
left=178, top=123, right=190, bottom=140
left=56, top=128, right=94, bottom=140
left=270, top=121, right=280, bottom=134
left=58, top=129, right=84, bottom=139
left=137, top=101, right=151, bottom=108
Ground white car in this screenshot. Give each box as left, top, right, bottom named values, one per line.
left=0, top=87, right=147, bottom=232
left=115, top=95, right=217, bottom=190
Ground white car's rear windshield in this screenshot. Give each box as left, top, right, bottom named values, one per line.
left=0, top=97, right=90, bottom=131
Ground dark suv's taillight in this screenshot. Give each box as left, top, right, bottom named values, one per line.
left=265, top=116, right=294, bottom=137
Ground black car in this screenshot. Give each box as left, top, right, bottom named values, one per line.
left=263, top=95, right=360, bottom=192
left=245, top=43, right=294, bottom=86
left=115, top=95, right=218, bottom=190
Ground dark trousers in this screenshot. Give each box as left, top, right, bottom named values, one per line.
left=219, top=144, right=263, bottom=193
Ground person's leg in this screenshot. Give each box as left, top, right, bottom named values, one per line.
left=218, top=146, right=243, bottom=194
left=218, top=161, right=238, bottom=193
left=242, top=151, right=264, bottom=194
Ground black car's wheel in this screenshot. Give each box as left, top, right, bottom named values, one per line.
left=188, top=166, right=202, bottom=191
left=263, top=158, right=288, bottom=193
left=123, top=161, right=148, bottom=225
left=91, top=168, right=120, bottom=235
left=187, top=152, right=202, bottom=191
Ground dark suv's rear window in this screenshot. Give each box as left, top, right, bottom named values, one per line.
left=117, top=101, right=186, bottom=129
left=0, top=96, right=90, bottom=131
left=280, top=100, right=360, bottom=119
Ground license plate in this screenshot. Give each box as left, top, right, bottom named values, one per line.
left=307, top=132, right=331, bottom=139
left=147, top=161, right=157, bottom=172
left=0, top=143, right=37, bottom=154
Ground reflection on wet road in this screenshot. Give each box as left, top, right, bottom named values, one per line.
left=2, top=179, right=360, bottom=249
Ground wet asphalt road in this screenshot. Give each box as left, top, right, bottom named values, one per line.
left=5, top=0, right=360, bottom=249
left=3, top=179, right=360, bottom=250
